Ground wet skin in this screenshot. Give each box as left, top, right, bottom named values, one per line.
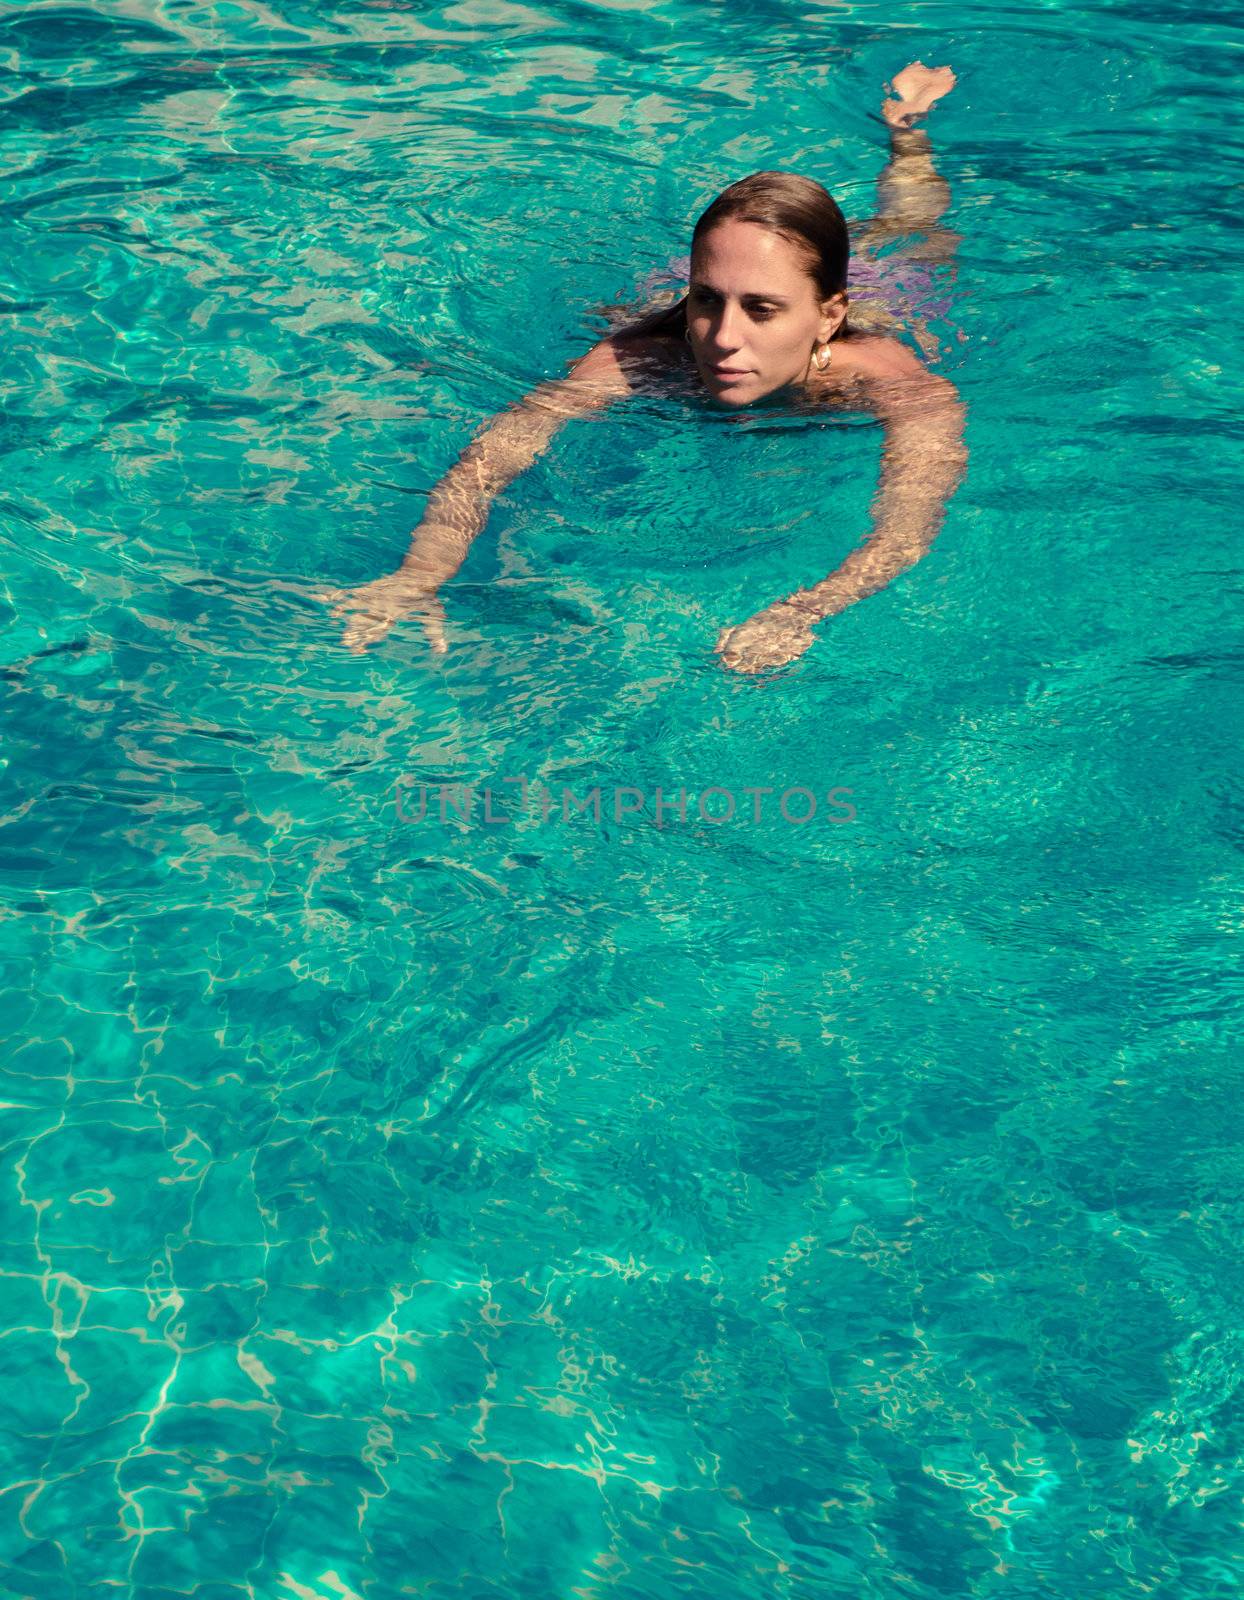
left=684, top=220, right=845, bottom=407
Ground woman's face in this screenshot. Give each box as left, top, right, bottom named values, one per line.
left=686, top=219, right=846, bottom=407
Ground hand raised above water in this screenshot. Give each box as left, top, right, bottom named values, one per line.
left=319, top=570, right=448, bottom=656
left=883, top=61, right=957, bottom=129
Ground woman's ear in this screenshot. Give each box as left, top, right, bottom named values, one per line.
left=819, top=291, right=849, bottom=341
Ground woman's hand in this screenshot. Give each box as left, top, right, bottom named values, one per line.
left=319, top=570, right=448, bottom=655
left=716, top=599, right=818, bottom=675
left=883, top=62, right=957, bottom=129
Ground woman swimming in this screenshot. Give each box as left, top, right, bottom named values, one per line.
left=322, top=62, right=966, bottom=675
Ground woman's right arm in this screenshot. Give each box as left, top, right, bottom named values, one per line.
left=323, top=338, right=632, bottom=653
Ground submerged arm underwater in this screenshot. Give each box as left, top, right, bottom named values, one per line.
left=322, top=344, right=626, bottom=653
left=323, top=359, right=967, bottom=670
left=715, top=61, right=966, bottom=674
left=322, top=61, right=963, bottom=668
left=715, top=373, right=968, bottom=675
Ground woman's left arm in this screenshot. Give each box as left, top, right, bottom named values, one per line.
left=716, top=371, right=967, bottom=673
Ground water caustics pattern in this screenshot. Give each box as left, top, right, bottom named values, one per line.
left=2, top=0, right=1243, bottom=1595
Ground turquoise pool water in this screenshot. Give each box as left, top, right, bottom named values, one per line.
left=3, top=0, right=1243, bottom=1594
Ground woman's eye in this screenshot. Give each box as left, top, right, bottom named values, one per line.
left=688, top=291, right=776, bottom=318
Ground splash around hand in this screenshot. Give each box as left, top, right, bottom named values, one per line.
left=318, top=570, right=448, bottom=656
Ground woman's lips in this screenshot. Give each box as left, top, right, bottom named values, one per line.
left=709, top=365, right=749, bottom=379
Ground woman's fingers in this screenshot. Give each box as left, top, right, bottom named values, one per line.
left=716, top=623, right=770, bottom=675
left=716, top=609, right=816, bottom=674
left=416, top=592, right=449, bottom=656
left=324, top=581, right=448, bottom=657
left=342, top=610, right=394, bottom=654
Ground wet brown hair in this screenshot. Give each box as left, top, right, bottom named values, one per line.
left=617, top=170, right=850, bottom=343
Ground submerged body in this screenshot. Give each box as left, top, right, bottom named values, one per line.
left=324, top=62, right=966, bottom=674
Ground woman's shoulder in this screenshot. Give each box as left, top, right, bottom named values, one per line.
left=561, top=331, right=686, bottom=403
left=826, top=333, right=928, bottom=384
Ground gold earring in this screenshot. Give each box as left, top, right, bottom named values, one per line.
left=812, top=342, right=832, bottom=372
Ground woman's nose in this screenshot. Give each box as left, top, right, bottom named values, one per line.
left=712, top=305, right=744, bottom=351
